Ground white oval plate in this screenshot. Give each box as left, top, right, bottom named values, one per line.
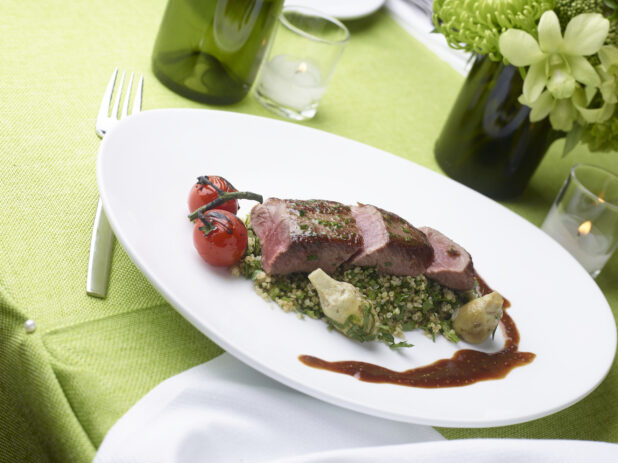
left=284, top=0, right=385, bottom=20
left=98, top=109, right=616, bottom=427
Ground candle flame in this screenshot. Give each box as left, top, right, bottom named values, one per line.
left=296, top=62, right=308, bottom=73
left=578, top=220, right=592, bottom=236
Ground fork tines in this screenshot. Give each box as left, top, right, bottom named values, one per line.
left=96, top=68, right=144, bottom=138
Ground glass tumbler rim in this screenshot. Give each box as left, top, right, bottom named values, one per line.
left=280, top=5, right=350, bottom=45
left=570, top=163, right=618, bottom=213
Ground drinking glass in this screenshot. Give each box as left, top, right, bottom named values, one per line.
left=254, top=6, right=349, bottom=120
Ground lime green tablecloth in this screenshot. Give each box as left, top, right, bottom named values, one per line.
left=1, top=1, right=617, bottom=462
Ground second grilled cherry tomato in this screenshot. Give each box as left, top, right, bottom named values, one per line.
left=193, top=210, right=248, bottom=267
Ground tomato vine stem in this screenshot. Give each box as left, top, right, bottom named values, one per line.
left=188, top=191, right=263, bottom=221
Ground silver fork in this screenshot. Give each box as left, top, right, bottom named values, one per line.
left=86, top=69, right=143, bottom=298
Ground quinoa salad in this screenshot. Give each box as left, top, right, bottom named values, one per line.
left=232, top=225, right=478, bottom=348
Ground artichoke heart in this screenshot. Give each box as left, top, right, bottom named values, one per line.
left=452, top=291, right=504, bottom=344
left=308, top=268, right=378, bottom=342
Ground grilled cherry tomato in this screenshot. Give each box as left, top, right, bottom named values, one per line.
left=188, top=175, right=238, bottom=214
left=193, top=210, right=248, bottom=267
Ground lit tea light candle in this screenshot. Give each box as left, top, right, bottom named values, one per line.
left=257, top=55, right=326, bottom=112
left=542, top=211, right=612, bottom=277
left=578, top=220, right=592, bottom=236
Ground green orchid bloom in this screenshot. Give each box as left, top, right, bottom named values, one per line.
left=519, top=89, right=578, bottom=131
left=572, top=87, right=615, bottom=125
left=499, top=11, right=609, bottom=103
left=521, top=83, right=615, bottom=132
left=598, top=45, right=618, bottom=104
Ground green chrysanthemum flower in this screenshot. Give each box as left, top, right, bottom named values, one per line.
left=432, top=0, right=556, bottom=60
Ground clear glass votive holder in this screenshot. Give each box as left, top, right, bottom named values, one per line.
left=541, top=164, right=618, bottom=278
left=254, top=6, right=350, bottom=120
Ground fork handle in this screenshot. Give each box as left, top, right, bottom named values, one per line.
left=86, top=198, right=115, bottom=298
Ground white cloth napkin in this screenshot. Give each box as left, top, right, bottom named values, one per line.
left=270, top=439, right=618, bottom=463
left=94, top=354, right=618, bottom=462
left=94, top=354, right=444, bottom=463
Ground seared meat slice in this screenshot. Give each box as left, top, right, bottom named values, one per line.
left=349, top=204, right=433, bottom=276
left=420, top=226, right=475, bottom=290
left=250, top=198, right=363, bottom=275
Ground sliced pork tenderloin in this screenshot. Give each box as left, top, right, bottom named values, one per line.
left=349, top=204, right=433, bottom=276
left=420, top=226, right=475, bottom=290
left=250, top=198, right=363, bottom=275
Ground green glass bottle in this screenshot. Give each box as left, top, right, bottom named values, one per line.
left=152, top=0, right=284, bottom=105
left=434, top=55, right=561, bottom=200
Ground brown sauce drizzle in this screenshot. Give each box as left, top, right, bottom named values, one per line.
left=299, top=273, right=534, bottom=388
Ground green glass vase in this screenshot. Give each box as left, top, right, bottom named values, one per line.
left=152, top=0, right=284, bottom=105
left=435, top=55, right=560, bottom=200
